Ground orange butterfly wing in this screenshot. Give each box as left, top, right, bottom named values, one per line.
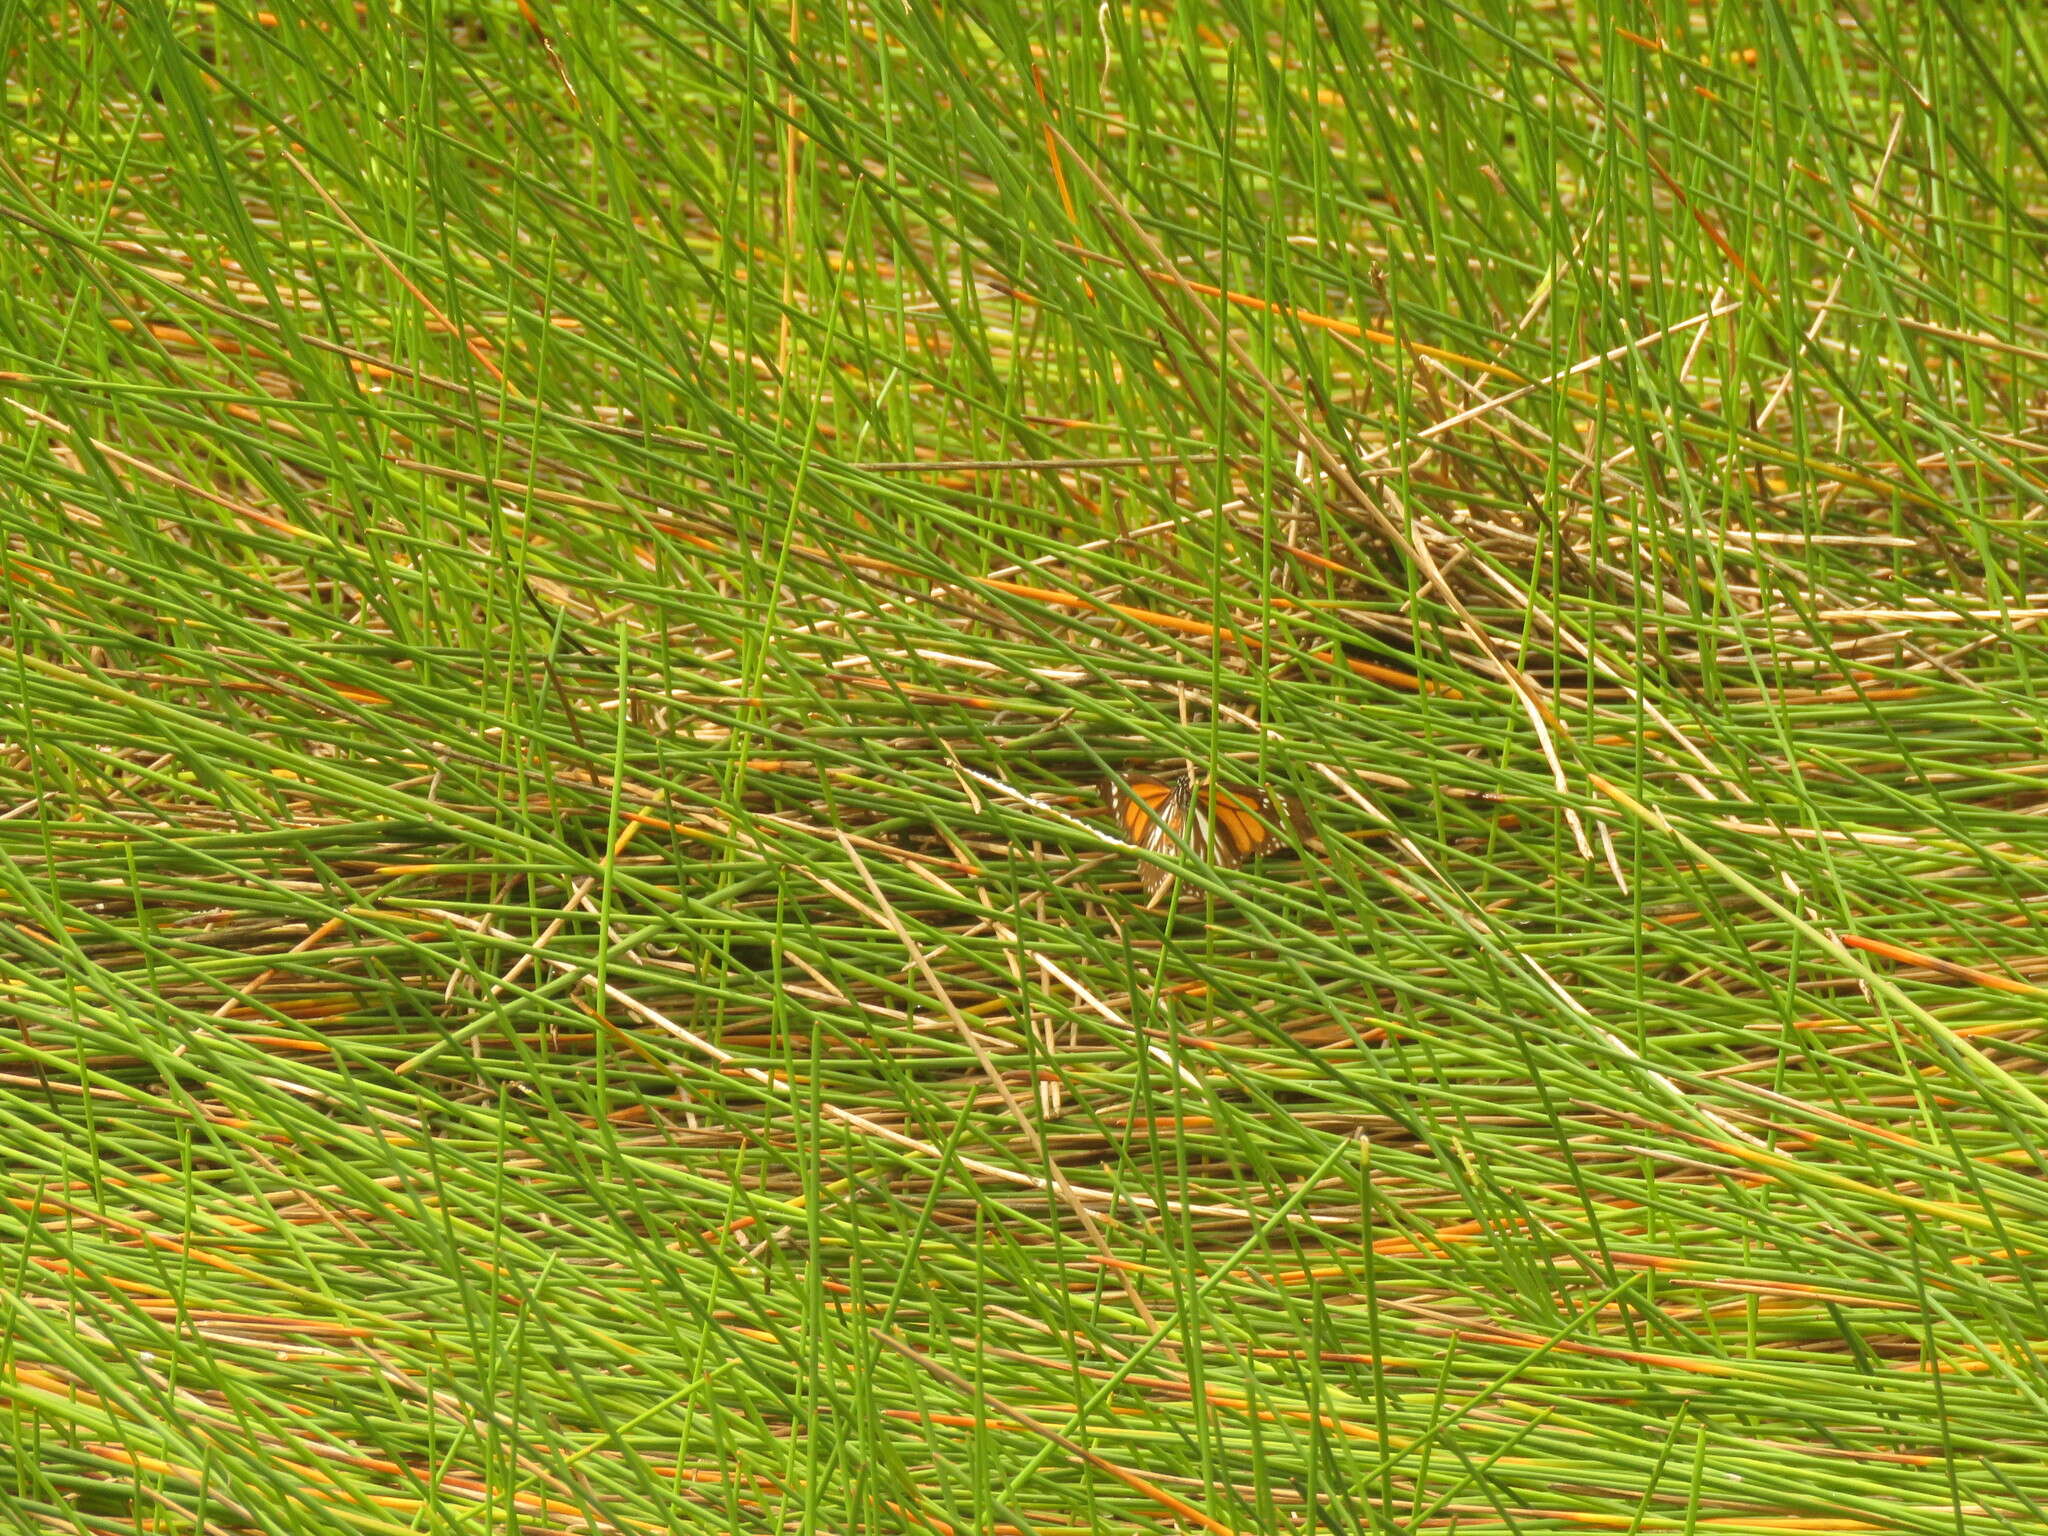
left=1110, top=775, right=1295, bottom=895
left=1112, top=778, right=1174, bottom=840
left=1111, top=777, right=1188, bottom=894
left=1206, top=784, right=1282, bottom=864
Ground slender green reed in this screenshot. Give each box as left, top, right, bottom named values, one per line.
left=6, top=1, right=2048, bottom=1531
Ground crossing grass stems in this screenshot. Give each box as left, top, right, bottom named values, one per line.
left=6, top=2, right=2048, bottom=1532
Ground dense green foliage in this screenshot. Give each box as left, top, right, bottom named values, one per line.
left=7, top=1, right=2048, bottom=1530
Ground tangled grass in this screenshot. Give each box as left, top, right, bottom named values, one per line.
left=7, top=2, right=2048, bottom=1532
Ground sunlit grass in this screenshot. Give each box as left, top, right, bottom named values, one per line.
left=6, top=2, right=2048, bottom=1531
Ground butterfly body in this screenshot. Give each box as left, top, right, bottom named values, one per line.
left=1108, top=772, right=1295, bottom=899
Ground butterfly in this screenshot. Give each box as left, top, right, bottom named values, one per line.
left=1107, top=772, right=1299, bottom=900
